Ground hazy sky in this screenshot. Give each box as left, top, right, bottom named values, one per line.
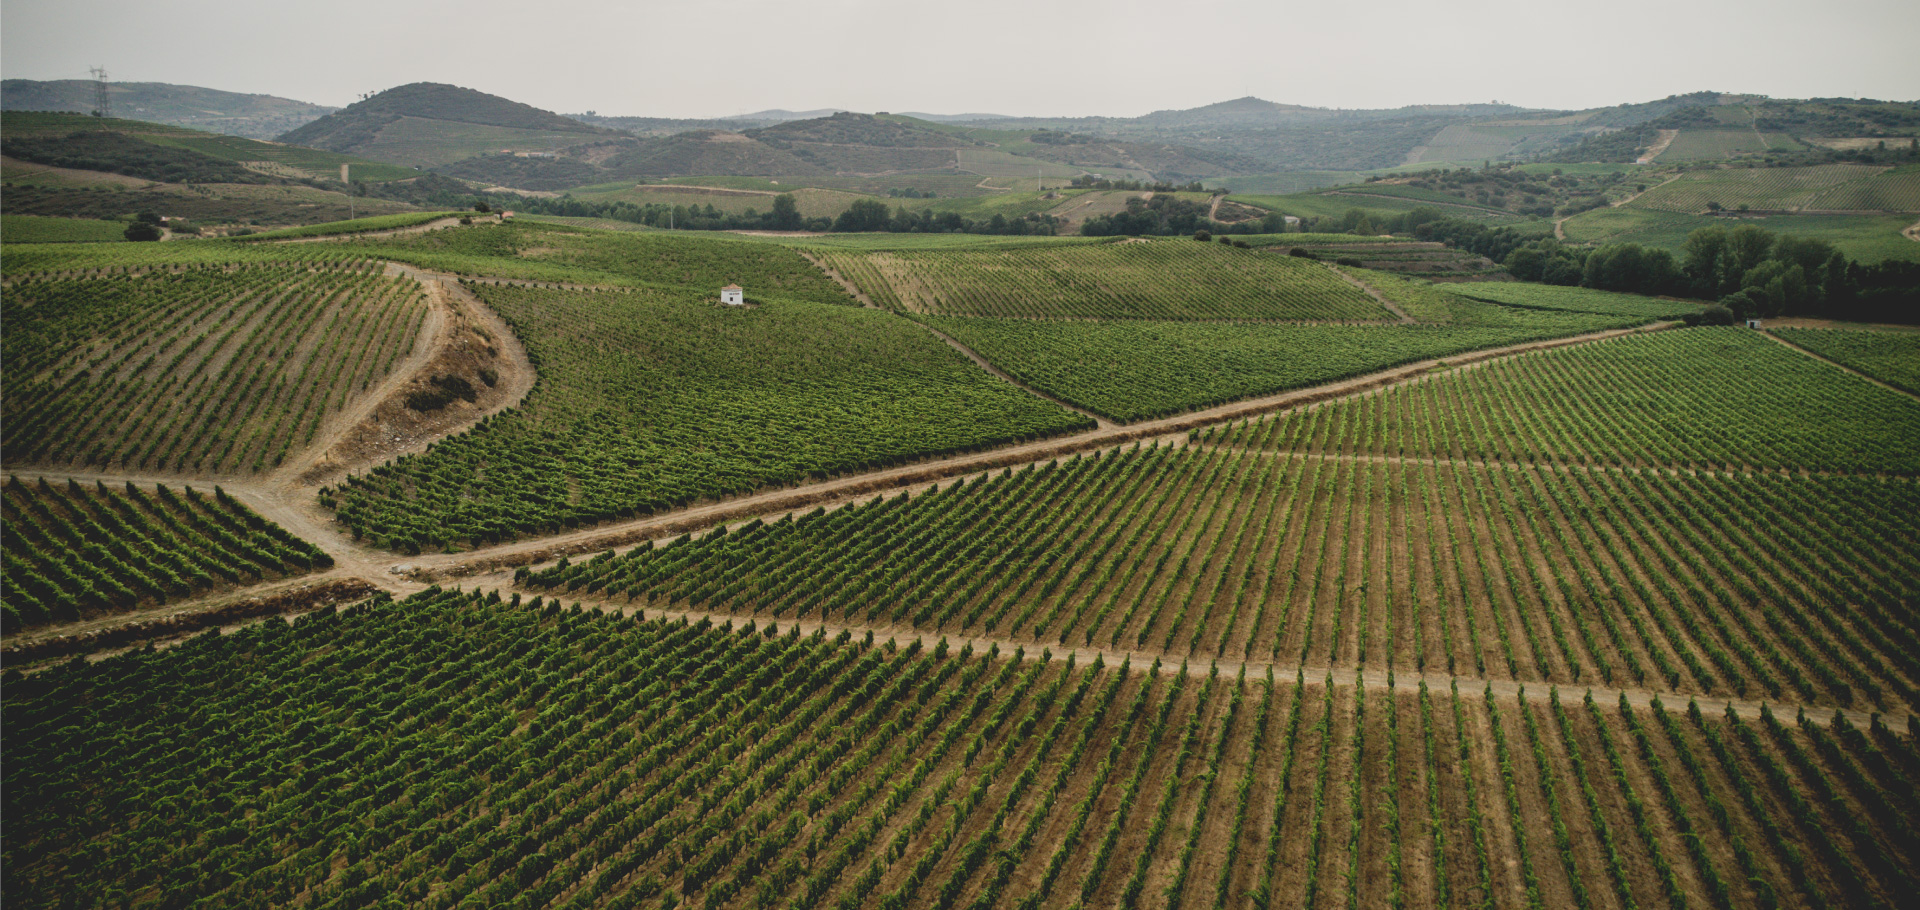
left=5, top=0, right=1917, bottom=118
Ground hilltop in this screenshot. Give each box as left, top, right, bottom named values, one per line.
left=0, top=78, right=334, bottom=139
left=277, top=82, right=616, bottom=166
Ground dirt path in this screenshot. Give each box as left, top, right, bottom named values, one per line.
left=797, top=250, right=881, bottom=308
left=1207, top=194, right=1224, bottom=222
left=1325, top=265, right=1415, bottom=323
left=1905, top=218, right=1920, bottom=243
left=1642, top=129, right=1680, bottom=163
left=1760, top=329, right=1920, bottom=404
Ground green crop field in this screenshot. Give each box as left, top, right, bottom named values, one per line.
left=1804, top=167, right=1920, bottom=211
left=330, top=285, right=1091, bottom=550
left=955, top=148, right=1086, bottom=179
left=810, top=240, right=1393, bottom=321
left=2, top=264, right=429, bottom=474
left=14, top=591, right=1912, bottom=909
left=0, top=478, right=332, bottom=630
left=1210, top=327, right=1920, bottom=474
left=920, top=309, right=1640, bottom=422
left=1627, top=165, right=1891, bottom=213
left=1562, top=206, right=1920, bottom=263
left=0, top=214, right=130, bottom=243
left=1657, top=130, right=1802, bottom=160
left=1233, top=190, right=1528, bottom=224
left=1451, top=283, right=1703, bottom=319
left=348, top=116, right=597, bottom=167
left=231, top=211, right=463, bottom=241
left=1207, top=171, right=1365, bottom=194
left=1771, top=328, right=1920, bottom=395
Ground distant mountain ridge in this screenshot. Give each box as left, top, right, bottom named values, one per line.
left=1, top=79, right=334, bottom=140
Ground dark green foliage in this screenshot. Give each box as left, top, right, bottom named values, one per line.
left=122, top=220, right=161, bottom=241
left=0, top=478, right=332, bottom=630
left=1, top=130, right=269, bottom=184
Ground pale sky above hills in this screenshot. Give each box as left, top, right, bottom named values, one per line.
left=5, top=0, right=1917, bottom=118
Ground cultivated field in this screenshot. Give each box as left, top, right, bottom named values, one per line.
left=2, top=263, right=430, bottom=474
left=330, top=284, right=1091, bottom=550
left=810, top=240, right=1393, bottom=321
left=11, top=591, right=1907, bottom=909
left=1771, top=327, right=1920, bottom=395
left=0, top=478, right=332, bottom=630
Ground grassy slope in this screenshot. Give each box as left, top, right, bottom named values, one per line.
left=1, top=214, right=129, bottom=242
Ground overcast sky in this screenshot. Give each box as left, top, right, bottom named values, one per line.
left=5, top=0, right=1917, bottom=118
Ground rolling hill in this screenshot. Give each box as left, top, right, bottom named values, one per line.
left=1, top=78, right=335, bottom=139
left=277, top=82, right=617, bottom=166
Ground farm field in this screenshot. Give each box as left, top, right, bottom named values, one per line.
left=525, top=444, right=1920, bottom=713
left=1209, top=328, right=1920, bottom=474
left=1276, top=240, right=1502, bottom=278
left=919, top=311, right=1641, bottom=422
left=2, top=263, right=430, bottom=475
left=0, top=478, right=332, bottom=630
left=1451, top=282, right=1704, bottom=319
left=1626, top=165, right=1895, bottom=213
left=329, top=285, right=1091, bottom=550
left=809, top=240, right=1394, bottom=320
left=1656, top=130, right=1803, bottom=160
left=232, top=211, right=462, bottom=241
left=0, top=214, right=129, bottom=242
left=1232, top=189, right=1530, bottom=224
left=8, top=589, right=1911, bottom=910
left=1770, top=327, right=1920, bottom=395
left=0, top=180, right=421, bottom=228
left=348, top=115, right=597, bottom=167
left=1559, top=207, right=1920, bottom=263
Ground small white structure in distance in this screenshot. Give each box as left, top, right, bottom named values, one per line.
left=1746, top=317, right=1763, bottom=329
left=720, top=285, right=745, bottom=306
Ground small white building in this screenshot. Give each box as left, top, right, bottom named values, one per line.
left=1746, top=318, right=1763, bottom=329
left=720, top=285, right=745, bottom=306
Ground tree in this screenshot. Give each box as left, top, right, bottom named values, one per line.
left=831, top=199, right=893, bottom=233
left=770, top=194, right=802, bottom=231
left=123, top=222, right=162, bottom=242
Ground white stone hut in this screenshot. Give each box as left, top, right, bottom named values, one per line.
left=720, top=285, right=745, bottom=306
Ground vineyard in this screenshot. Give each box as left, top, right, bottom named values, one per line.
left=807, top=241, right=1395, bottom=321
left=1770, top=327, right=1920, bottom=395
left=1211, top=327, right=1920, bottom=474
left=329, top=285, right=1091, bottom=551
left=0, top=214, right=131, bottom=243
left=2, top=264, right=430, bottom=475
left=5, top=591, right=1914, bottom=910
left=1452, top=283, right=1703, bottom=319
left=232, top=211, right=462, bottom=241
left=522, top=442, right=1920, bottom=714
left=1626, top=165, right=1887, bottom=214
left=0, top=477, right=332, bottom=630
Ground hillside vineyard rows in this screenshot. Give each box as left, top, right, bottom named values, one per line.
left=5, top=595, right=1915, bottom=910
left=3, top=221, right=1919, bottom=910
left=1, top=264, right=429, bottom=474
left=808, top=242, right=1395, bottom=321
left=523, top=443, right=1920, bottom=713
left=329, top=284, right=1092, bottom=550
left=0, top=478, right=333, bottom=630
left=1208, top=328, right=1920, bottom=474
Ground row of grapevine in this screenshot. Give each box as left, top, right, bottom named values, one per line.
left=4, top=265, right=428, bottom=474
left=1769, top=327, right=1920, bottom=397
left=327, top=284, right=1092, bottom=552
left=520, top=443, right=1920, bottom=713
left=0, top=477, right=333, bottom=630
left=1207, top=326, right=1920, bottom=474
left=811, top=241, right=1395, bottom=321
left=919, top=308, right=1641, bottom=422
left=6, top=591, right=1910, bottom=909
